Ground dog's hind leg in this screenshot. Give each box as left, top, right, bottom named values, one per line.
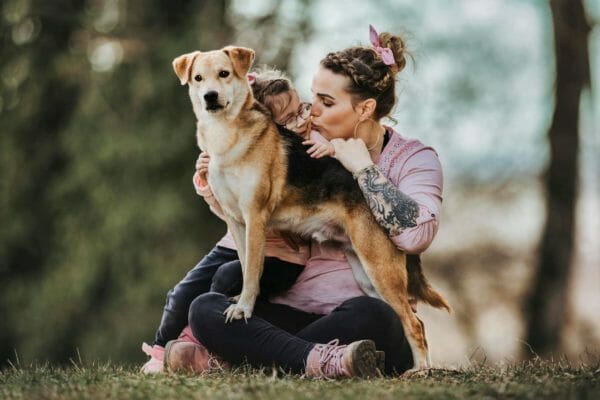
left=223, top=213, right=267, bottom=322
left=345, top=210, right=430, bottom=371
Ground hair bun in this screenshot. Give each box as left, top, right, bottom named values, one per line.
left=377, top=32, right=408, bottom=75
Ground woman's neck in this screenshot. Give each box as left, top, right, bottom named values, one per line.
left=367, top=123, right=387, bottom=157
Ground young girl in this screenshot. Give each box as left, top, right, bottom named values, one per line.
left=141, top=67, right=332, bottom=374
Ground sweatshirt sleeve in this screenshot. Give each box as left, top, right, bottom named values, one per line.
left=388, top=148, right=443, bottom=254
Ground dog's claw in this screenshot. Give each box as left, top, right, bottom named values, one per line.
left=223, top=303, right=253, bottom=323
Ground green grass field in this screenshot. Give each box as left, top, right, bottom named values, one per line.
left=1, top=359, right=598, bottom=400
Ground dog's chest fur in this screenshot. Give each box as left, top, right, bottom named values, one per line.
left=198, top=112, right=273, bottom=223
left=208, top=159, right=262, bottom=222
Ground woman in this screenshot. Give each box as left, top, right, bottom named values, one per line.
left=177, top=26, right=443, bottom=378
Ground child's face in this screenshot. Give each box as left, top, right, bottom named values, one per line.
left=269, top=90, right=311, bottom=135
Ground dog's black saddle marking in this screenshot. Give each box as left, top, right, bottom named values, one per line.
left=277, top=126, right=364, bottom=206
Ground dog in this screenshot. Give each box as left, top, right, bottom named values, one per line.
left=172, top=46, right=450, bottom=370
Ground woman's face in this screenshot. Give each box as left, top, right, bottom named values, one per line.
left=310, top=66, right=360, bottom=140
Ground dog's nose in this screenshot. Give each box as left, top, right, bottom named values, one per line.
left=204, top=91, right=219, bottom=102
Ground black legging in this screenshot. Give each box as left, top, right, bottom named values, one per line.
left=154, top=246, right=303, bottom=347
left=188, top=293, right=414, bottom=375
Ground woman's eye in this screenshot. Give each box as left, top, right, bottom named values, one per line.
left=194, top=75, right=202, bottom=82
left=219, top=70, right=230, bottom=78
left=323, top=102, right=333, bottom=107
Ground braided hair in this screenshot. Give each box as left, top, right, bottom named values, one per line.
left=320, top=31, right=409, bottom=120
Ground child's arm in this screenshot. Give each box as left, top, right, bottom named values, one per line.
left=303, top=131, right=335, bottom=158
left=193, top=152, right=227, bottom=220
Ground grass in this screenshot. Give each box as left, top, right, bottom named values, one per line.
left=1, top=359, right=598, bottom=400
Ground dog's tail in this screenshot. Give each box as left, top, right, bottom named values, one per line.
left=407, top=254, right=452, bottom=313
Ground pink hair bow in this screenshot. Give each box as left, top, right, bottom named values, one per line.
left=369, top=25, right=395, bottom=66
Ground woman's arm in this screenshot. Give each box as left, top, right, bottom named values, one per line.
left=331, top=139, right=443, bottom=254
left=354, top=164, right=419, bottom=236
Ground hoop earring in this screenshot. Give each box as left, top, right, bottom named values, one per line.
left=353, top=119, right=367, bottom=139
left=353, top=118, right=382, bottom=151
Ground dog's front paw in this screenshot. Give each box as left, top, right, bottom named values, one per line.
left=223, top=302, right=253, bottom=323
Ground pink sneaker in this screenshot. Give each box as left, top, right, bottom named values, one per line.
left=163, top=339, right=229, bottom=373
left=141, top=343, right=164, bottom=374
left=177, top=325, right=201, bottom=345
left=163, top=325, right=228, bottom=373
left=305, top=339, right=379, bottom=379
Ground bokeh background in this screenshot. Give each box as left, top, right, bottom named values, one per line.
left=1, top=0, right=598, bottom=368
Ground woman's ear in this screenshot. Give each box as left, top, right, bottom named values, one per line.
left=358, top=98, right=377, bottom=121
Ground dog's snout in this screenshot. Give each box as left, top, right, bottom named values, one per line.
left=204, top=90, right=219, bottom=103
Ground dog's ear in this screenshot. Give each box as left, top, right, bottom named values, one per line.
left=223, top=46, right=255, bottom=78
left=172, top=51, right=201, bottom=85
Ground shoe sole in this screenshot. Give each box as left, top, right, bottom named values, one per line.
left=163, top=339, right=188, bottom=371
left=376, top=351, right=385, bottom=375
left=348, top=340, right=378, bottom=378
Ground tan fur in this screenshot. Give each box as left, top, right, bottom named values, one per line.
left=173, top=46, right=450, bottom=371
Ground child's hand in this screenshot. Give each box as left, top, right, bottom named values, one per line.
left=303, top=139, right=335, bottom=158
left=196, top=152, right=210, bottom=180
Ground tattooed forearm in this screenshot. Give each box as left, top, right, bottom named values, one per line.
left=354, top=164, right=419, bottom=236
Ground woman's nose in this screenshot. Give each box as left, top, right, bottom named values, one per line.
left=310, top=103, right=320, bottom=117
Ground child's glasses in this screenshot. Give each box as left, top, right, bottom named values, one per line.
left=283, top=102, right=312, bottom=132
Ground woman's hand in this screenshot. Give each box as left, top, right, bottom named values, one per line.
left=330, top=138, right=374, bottom=174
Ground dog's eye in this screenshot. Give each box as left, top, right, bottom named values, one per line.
left=194, top=75, right=202, bottom=82
left=219, top=70, right=230, bottom=78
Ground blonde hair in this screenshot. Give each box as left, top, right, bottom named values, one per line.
left=320, top=30, right=410, bottom=120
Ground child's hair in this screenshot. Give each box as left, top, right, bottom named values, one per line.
left=250, top=66, right=294, bottom=114
left=320, top=31, right=410, bottom=121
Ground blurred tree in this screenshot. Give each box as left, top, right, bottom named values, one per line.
left=524, top=0, right=592, bottom=357
left=0, top=0, right=88, bottom=366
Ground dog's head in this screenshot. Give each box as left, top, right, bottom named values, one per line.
left=173, top=46, right=255, bottom=117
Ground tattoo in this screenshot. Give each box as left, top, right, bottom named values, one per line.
left=355, top=165, right=419, bottom=236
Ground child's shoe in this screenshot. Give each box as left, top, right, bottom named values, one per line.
left=140, top=343, right=165, bottom=374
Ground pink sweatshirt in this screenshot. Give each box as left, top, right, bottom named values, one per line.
left=270, top=128, right=443, bottom=314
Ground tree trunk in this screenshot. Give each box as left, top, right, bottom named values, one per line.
left=524, top=0, right=591, bottom=357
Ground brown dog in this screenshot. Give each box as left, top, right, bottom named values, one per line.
left=173, top=46, right=450, bottom=370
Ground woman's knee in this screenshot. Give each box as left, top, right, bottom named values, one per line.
left=188, top=292, right=229, bottom=328
left=339, top=296, right=400, bottom=327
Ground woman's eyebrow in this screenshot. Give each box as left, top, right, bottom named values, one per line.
left=310, top=87, right=335, bottom=101
left=317, top=92, right=335, bottom=101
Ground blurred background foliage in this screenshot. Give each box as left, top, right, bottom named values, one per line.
left=0, top=0, right=598, bottom=367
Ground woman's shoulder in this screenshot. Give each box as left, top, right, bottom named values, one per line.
left=380, top=127, right=440, bottom=173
